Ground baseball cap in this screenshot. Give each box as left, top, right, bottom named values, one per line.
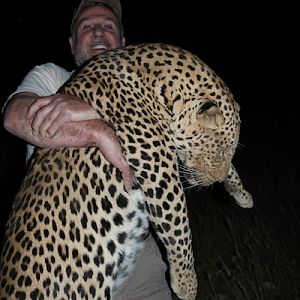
left=71, top=0, right=122, bottom=32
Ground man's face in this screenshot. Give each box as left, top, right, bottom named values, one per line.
left=69, top=5, right=125, bottom=66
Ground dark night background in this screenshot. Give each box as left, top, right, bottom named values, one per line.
left=0, top=1, right=299, bottom=299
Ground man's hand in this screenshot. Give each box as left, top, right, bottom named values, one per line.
left=92, top=119, right=136, bottom=192
left=26, top=93, right=100, bottom=139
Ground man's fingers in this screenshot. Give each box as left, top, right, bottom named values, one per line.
left=122, top=167, right=136, bottom=193
left=31, top=105, right=55, bottom=138
left=93, top=119, right=135, bottom=191
left=26, top=97, right=52, bottom=119
left=38, top=109, right=62, bottom=139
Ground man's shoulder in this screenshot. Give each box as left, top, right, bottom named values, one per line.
left=29, top=63, right=72, bottom=86
left=34, top=63, right=71, bottom=76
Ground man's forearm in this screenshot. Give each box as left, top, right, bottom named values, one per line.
left=4, top=92, right=101, bottom=149
left=4, top=92, right=41, bottom=144
left=4, top=98, right=100, bottom=149
left=36, top=119, right=106, bottom=149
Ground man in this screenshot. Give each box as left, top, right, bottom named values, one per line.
left=3, top=0, right=172, bottom=299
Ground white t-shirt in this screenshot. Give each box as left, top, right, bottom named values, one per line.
left=5, top=63, right=72, bottom=161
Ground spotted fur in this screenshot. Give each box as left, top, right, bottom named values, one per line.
left=0, top=43, right=253, bottom=300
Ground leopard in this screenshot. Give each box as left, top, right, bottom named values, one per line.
left=0, top=43, right=253, bottom=300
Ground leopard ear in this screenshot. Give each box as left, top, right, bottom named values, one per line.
left=197, top=101, right=224, bottom=129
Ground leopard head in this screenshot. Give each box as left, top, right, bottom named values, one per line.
left=171, top=97, right=241, bottom=186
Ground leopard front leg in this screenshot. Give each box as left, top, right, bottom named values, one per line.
left=145, top=180, right=198, bottom=300
left=224, top=164, right=253, bottom=208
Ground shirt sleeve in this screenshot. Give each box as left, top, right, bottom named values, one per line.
left=2, top=63, right=72, bottom=161
left=2, top=63, right=71, bottom=113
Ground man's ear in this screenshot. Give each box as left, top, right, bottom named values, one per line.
left=69, top=36, right=74, bottom=54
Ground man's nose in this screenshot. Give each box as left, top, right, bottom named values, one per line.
left=93, top=25, right=104, bottom=36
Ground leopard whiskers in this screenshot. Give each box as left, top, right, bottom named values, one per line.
left=182, top=179, right=206, bottom=191
left=178, top=164, right=197, bottom=175
left=178, top=164, right=206, bottom=189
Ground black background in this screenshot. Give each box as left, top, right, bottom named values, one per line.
left=0, top=1, right=299, bottom=299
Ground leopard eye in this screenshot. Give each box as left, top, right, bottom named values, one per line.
left=197, top=100, right=218, bottom=114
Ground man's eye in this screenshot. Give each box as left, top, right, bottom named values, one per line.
left=82, top=24, right=93, bottom=31
left=104, top=24, right=114, bottom=31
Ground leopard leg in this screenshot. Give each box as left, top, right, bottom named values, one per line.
left=145, top=174, right=198, bottom=300
left=224, top=163, right=254, bottom=208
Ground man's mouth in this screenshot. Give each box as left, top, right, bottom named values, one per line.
left=91, top=43, right=109, bottom=51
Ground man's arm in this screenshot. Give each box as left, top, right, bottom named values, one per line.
left=4, top=91, right=134, bottom=191
left=4, top=91, right=100, bottom=145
